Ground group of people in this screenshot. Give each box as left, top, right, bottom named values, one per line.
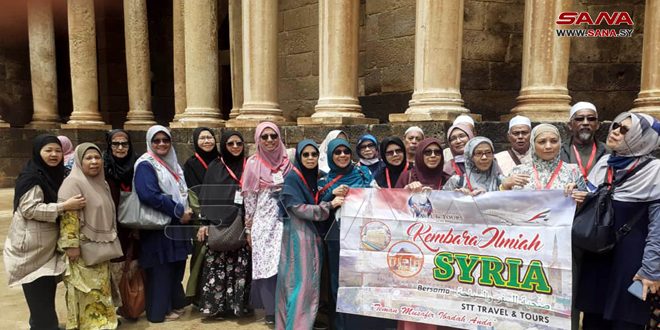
left=3, top=101, right=659, bottom=330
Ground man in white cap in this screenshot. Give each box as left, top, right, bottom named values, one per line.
left=443, top=115, right=477, bottom=162
left=403, top=126, right=424, bottom=166
left=560, top=101, right=608, bottom=187
left=494, top=115, right=532, bottom=176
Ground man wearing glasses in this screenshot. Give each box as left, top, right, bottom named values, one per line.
left=494, top=115, right=532, bottom=176
left=560, top=101, right=609, bottom=190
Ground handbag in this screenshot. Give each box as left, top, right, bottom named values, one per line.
left=80, top=237, right=123, bottom=266
left=207, top=208, right=246, bottom=252
left=118, top=239, right=145, bottom=319
left=572, top=159, right=652, bottom=253
left=118, top=189, right=171, bottom=230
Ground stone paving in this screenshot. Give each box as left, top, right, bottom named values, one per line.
left=0, top=188, right=270, bottom=329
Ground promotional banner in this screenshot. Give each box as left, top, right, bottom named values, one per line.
left=336, top=188, right=575, bottom=330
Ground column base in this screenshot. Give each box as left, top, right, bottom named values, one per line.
left=297, top=116, right=378, bottom=126
left=503, top=93, right=572, bottom=122
left=170, top=119, right=226, bottom=128
left=123, top=123, right=157, bottom=131
left=25, top=121, right=61, bottom=129
left=390, top=110, right=478, bottom=123
left=226, top=119, right=296, bottom=128
left=62, top=122, right=112, bottom=130
left=0, top=122, right=9, bottom=128
left=631, top=96, right=660, bottom=118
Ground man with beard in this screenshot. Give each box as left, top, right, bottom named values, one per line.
left=494, top=115, right=532, bottom=176
left=560, top=101, right=608, bottom=189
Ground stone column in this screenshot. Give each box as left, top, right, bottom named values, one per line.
left=227, top=0, right=243, bottom=121
left=171, top=0, right=186, bottom=123
left=299, top=0, right=377, bottom=126
left=232, top=0, right=286, bottom=126
left=123, top=0, right=155, bottom=130
left=173, top=0, right=224, bottom=128
left=63, top=0, right=109, bottom=129
left=27, top=0, right=60, bottom=129
left=503, top=0, right=571, bottom=122
left=632, top=0, right=660, bottom=116
left=390, top=0, right=470, bottom=123
left=0, top=116, right=8, bottom=128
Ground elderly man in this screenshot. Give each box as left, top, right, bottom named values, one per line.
left=494, top=115, right=532, bottom=176
left=403, top=126, right=424, bottom=166
left=560, top=101, right=608, bottom=188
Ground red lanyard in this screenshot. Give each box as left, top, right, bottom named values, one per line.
left=194, top=153, right=208, bottom=170
left=221, top=157, right=246, bottom=188
left=606, top=158, right=641, bottom=184
left=119, top=182, right=131, bottom=192
left=292, top=167, right=319, bottom=204
left=532, top=160, right=563, bottom=190
left=465, top=175, right=473, bottom=192
left=317, top=175, right=344, bottom=200
left=452, top=160, right=463, bottom=176
left=147, top=151, right=181, bottom=182
left=385, top=163, right=409, bottom=188
left=572, top=142, right=597, bottom=179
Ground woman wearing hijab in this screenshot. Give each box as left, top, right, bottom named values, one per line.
left=183, top=127, right=220, bottom=306
left=276, top=139, right=344, bottom=329
left=4, top=134, right=86, bottom=330
left=443, top=137, right=503, bottom=194
left=58, top=143, right=121, bottom=329
left=103, top=129, right=138, bottom=311
left=356, top=134, right=384, bottom=175
left=395, top=138, right=447, bottom=190
left=195, top=130, right=251, bottom=319
left=318, top=139, right=392, bottom=329
left=374, top=137, right=408, bottom=188
left=577, top=112, right=660, bottom=329
left=243, top=122, right=293, bottom=325
left=58, top=135, right=75, bottom=175
left=134, top=125, right=193, bottom=322
left=442, top=123, right=475, bottom=177
left=319, top=130, right=347, bottom=173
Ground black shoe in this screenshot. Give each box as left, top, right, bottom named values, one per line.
left=313, top=320, right=328, bottom=330
left=264, top=315, right=275, bottom=325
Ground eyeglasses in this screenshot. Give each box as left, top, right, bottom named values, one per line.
left=612, top=122, right=629, bottom=135
left=473, top=151, right=493, bottom=158
left=151, top=138, right=171, bottom=145
left=423, top=148, right=442, bottom=157
left=226, top=141, right=243, bottom=147
left=333, top=149, right=351, bottom=156
left=111, top=141, right=129, bottom=149
left=385, top=148, right=403, bottom=157
left=449, top=133, right=468, bottom=143
left=260, top=133, right=279, bottom=141
left=358, top=143, right=376, bottom=151
left=198, top=136, right=215, bottom=141
left=302, top=152, right=319, bottom=158
left=573, top=116, right=598, bottom=123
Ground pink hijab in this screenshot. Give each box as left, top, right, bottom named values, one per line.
left=57, top=135, right=75, bottom=164
left=242, top=122, right=292, bottom=193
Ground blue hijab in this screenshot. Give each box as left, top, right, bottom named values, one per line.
left=319, top=138, right=373, bottom=202
left=281, top=139, right=320, bottom=209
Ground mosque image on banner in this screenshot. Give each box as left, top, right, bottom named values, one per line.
left=334, top=188, right=575, bottom=330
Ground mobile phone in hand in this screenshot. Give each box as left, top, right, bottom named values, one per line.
left=628, top=280, right=646, bottom=300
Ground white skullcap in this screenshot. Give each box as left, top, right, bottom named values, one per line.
left=570, top=101, right=597, bottom=119
left=509, top=115, right=531, bottom=130
left=453, top=115, right=475, bottom=126
left=405, top=126, right=424, bottom=136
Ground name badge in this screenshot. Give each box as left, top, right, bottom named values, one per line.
left=273, top=171, right=284, bottom=185
left=234, top=190, right=244, bottom=205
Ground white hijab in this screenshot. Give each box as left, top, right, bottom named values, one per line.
left=319, top=130, right=345, bottom=173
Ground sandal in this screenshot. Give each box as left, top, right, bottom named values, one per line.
left=164, top=312, right=180, bottom=322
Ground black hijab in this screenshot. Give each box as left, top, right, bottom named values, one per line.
left=199, top=131, right=245, bottom=226
left=184, top=127, right=220, bottom=188
left=282, top=139, right=320, bottom=209
left=103, top=129, right=137, bottom=187
left=375, top=137, right=407, bottom=188
left=13, top=134, right=66, bottom=211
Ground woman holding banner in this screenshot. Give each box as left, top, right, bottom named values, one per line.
left=277, top=139, right=344, bottom=329
left=443, top=136, right=503, bottom=195
left=396, top=137, right=447, bottom=191
left=577, top=112, right=660, bottom=329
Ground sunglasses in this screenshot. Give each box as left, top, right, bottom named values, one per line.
left=333, top=149, right=351, bottom=156
left=226, top=141, right=244, bottom=147
left=573, top=116, right=598, bottom=122
left=612, top=122, right=629, bottom=135
left=358, top=143, right=376, bottom=151
left=302, top=152, right=319, bottom=158
left=110, top=141, right=129, bottom=148
left=260, top=133, right=279, bottom=141
left=423, top=148, right=442, bottom=157
left=385, top=148, right=403, bottom=157
left=151, top=138, right=171, bottom=145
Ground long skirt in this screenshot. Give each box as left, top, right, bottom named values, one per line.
left=199, top=246, right=251, bottom=316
